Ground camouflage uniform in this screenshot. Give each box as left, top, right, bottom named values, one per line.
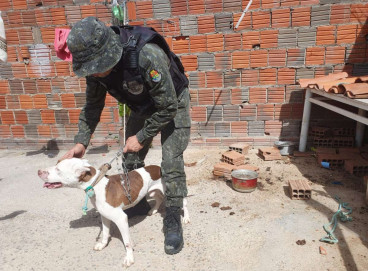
left=70, top=23, right=190, bottom=208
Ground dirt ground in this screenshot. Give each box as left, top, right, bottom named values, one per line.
left=0, top=146, right=368, bottom=271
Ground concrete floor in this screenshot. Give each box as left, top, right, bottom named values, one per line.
left=0, top=147, right=367, bottom=271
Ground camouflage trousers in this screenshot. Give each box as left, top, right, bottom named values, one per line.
left=123, top=89, right=190, bottom=208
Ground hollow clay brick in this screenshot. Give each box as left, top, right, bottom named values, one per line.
left=229, top=143, right=250, bottom=154
left=258, top=147, right=282, bottom=160
left=289, top=180, right=312, bottom=200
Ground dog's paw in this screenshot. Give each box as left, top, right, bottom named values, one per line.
left=123, top=255, right=135, bottom=267
left=148, top=209, right=158, bottom=216
left=93, top=242, right=107, bottom=251
left=182, top=216, right=191, bottom=224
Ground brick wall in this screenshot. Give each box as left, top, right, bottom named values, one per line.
left=0, top=0, right=367, bottom=149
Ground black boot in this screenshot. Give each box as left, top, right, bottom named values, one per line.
left=124, top=197, right=151, bottom=219
left=164, top=206, right=183, bottom=255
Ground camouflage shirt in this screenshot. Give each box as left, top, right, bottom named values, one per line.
left=74, top=43, right=183, bottom=147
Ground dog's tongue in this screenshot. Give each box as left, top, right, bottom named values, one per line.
left=43, top=182, right=62, bottom=189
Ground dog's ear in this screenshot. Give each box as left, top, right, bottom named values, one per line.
left=80, top=159, right=92, bottom=168
left=75, top=166, right=91, bottom=177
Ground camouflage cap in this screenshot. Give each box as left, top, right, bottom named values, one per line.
left=67, top=17, right=123, bottom=77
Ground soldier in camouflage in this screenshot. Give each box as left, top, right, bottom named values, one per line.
left=61, top=17, right=190, bottom=255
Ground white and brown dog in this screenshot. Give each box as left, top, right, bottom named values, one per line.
left=37, top=158, right=190, bottom=267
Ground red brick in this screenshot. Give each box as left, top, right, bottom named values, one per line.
left=274, top=104, right=292, bottom=120
left=181, top=55, right=198, bottom=71
left=306, top=47, right=325, bottom=66
left=14, top=111, right=28, bottom=124
left=51, top=7, right=67, bottom=25
left=206, top=71, right=223, bottom=88
left=245, top=0, right=260, bottom=10
left=172, top=36, right=190, bottom=54
left=259, top=68, right=277, bottom=85
left=250, top=49, right=268, bottom=68
left=336, top=24, right=357, bottom=44
left=41, top=109, right=56, bottom=124
left=0, top=80, right=10, bottom=94
left=205, top=0, right=222, bottom=13
left=40, top=27, right=55, bottom=44
left=356, top=25, right=368, bottom=44
left=215, top=52, right=231, bottom=70
left=242, top=31, right=260, bottom=49
left=224, top=33, right=242, bottom=51
left=316, top=26, right=336, bottom=46
left=1, top=111, right=15, bottom=124
left=260, top=30, right=278, bottom=49
left=100, top=109, right=113, bottom=123
left=13, top=0, right=27, bottom=9
left=0, top=125, right=11, bottom=138
left=68, top=109, right=81, bottom=124
left=280, top=0, right=299, bottom=7
left=191, top=106, right=207, bottom=121
left=162, top=18, right=181, bottom=36
left=5, top=96, right=20, bottom=109
left=231, top=121, right=247, bottom=136
left=350, top=4, right=368, bottom=24
left=0, top=0, right=11, bottom=11
left=249, top=87, right=267, bottom=104
left=233, top=12, right=251, bottom=32
left=54, top=62, right=71, bottom=77
left=252, top=10, right=271, bottom=29
left=232, top=51, right=250, bottom=69
left=272, top=8, right=291, bottom=28
left=268, top=49, right=286, bottom=67
left=7, top=46, right=18, bottom=63
left=262, top=0, right=280, bottom=9
left=198, top=89, right=213, bottom=105
left=38, top=125, right=52, bottom=137
left=189, top=35, right=207, bottom=53
left=207, top=34, right=224, bottom=52
left=240, top=104, right=257, bottom=119
left=257, top=104, right=274, bottom=120
left=6, top=29, right=20, bottom=46
left=330, top=4, right=351, bottom=24
left=265, top=120, right=282, bottom=136
left=189, top=0, right=205, bottom=14
left=136, top=1, right=153, bottom=19
left=291, top=7, right=310, bottom=27
left=33, top=94, right=48, bottom=109
left=277, top=68, right=296, bottom=84
left=127, top=1, right=137, bottom=21
left=267, top=86, right=285, bottom=103
left=325, top=46, right=345, bottom=65
left=19, top=95, right=33, bottom=109
left=61, top=93, right=76, bottom=108
left=198, top=15, right=215, bottom=34
left=241, top=69, right=259, bottom=86
left=146, top=20, right=163, bottom=34
left=0, top=96, right=5, bottom=109
left=171, top=0, right=188, bottom=16
left=231, top=88, right=243, bottom=104
left=11, top=125, right=25, bottom=138
left=214, top=89, right=231, bottom=105
left=291, top=103, right=303, bottom=119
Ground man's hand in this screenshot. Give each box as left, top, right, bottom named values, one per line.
left=60, top=143, right=86, bottom=160
left=123, top=135, right=144, bottom=153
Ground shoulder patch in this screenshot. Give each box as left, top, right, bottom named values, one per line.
left=149, top=69, right=161, bottom=83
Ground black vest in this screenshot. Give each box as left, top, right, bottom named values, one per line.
left=96, top=25, right=189, bottom=116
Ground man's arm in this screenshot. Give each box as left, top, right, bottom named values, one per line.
left=135, top=43, right=178, bottom=144
left=74, top=77, right=107, bottom=148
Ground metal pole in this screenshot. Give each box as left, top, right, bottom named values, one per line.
left=299, top=89, right=312, bottom=152
left=355, top=108, right=366, bottom=147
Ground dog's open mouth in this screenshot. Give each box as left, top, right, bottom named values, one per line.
left=43, top=182, right=62, bottom=189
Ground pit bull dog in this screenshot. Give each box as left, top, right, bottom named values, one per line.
left=37, top=158, right=190, bottom=267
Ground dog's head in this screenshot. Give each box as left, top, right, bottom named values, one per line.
left=38, top=158, right=93, bottom=189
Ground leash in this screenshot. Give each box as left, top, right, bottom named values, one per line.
left=82, top=150, right=124, bottom=215
left=320, top=196, right=352, bottom=244
left=82, top=148, right=135, bottom=215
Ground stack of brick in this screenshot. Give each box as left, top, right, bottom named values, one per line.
left=221, top=150, right=244, bottom=166
left=310, top=126, right=355, bottom=148
left=213, top=143, right=259, bottom=180
left=258, top=147, right=282, bottom=160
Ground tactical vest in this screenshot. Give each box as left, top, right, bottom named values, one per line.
left=95, top=25, right=189, bottom=116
